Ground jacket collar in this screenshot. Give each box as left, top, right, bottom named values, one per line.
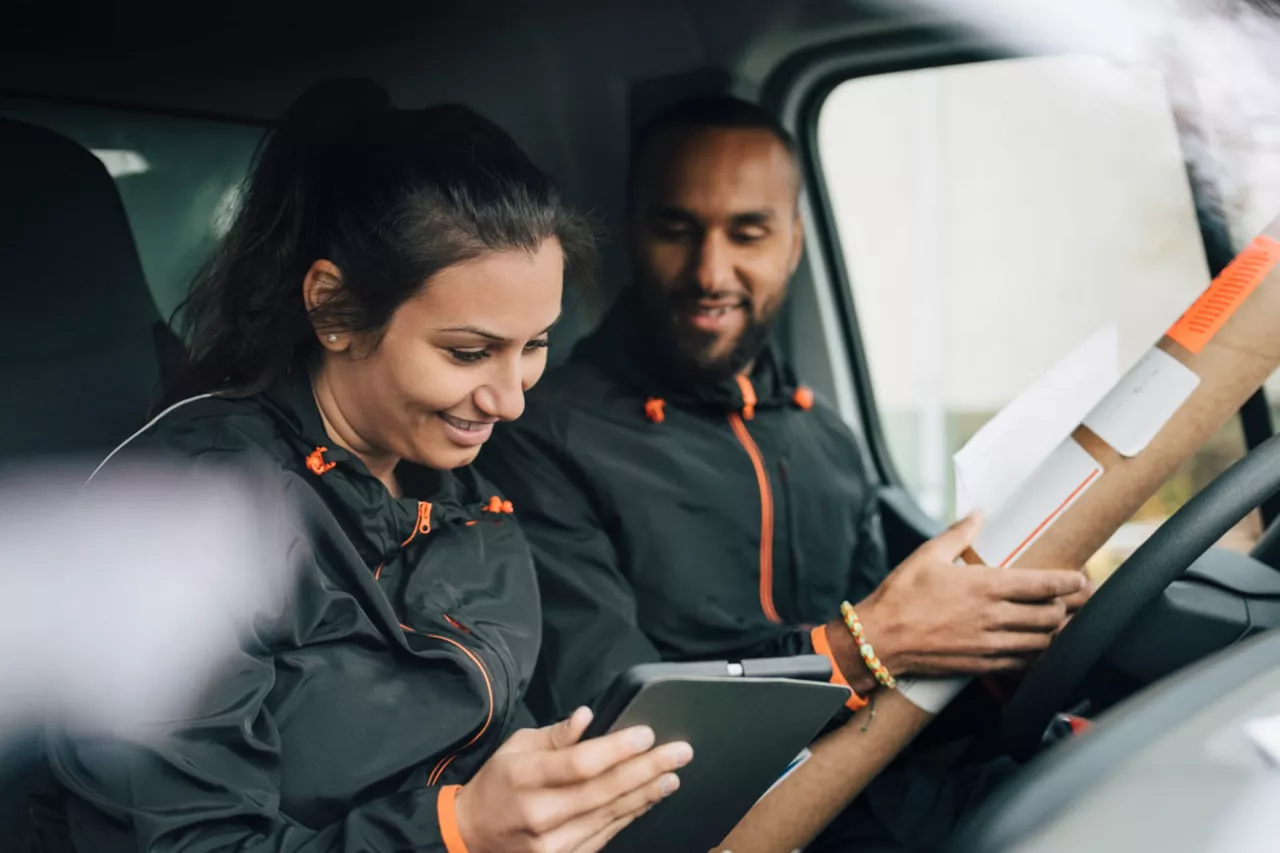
left=572, top=287, right=804, bottom=417
left=255, top=366, right=506, bottom=562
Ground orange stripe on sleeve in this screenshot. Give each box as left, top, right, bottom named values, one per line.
left=810, top=624, right=868, bottom=711
left=437, top=784, right=471, bottom=853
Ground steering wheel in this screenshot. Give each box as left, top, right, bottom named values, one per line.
left=1000, top=432, right=1280, bottom=760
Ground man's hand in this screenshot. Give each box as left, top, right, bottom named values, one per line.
left=828, top=513, right=1086, bottom=690
left=453, top=707, right=693, bottom=853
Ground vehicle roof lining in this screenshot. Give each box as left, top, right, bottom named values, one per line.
left=1, top=0, right=940, bottom=398
left=1, top=2, right=917, bottom=122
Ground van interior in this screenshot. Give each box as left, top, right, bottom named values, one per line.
left=5, top=2, right=1280, bottom=850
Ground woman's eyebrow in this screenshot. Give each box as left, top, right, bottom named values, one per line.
left=435, top=325, right=506, bottom=341
left=435, top=315, right=561, bottom=341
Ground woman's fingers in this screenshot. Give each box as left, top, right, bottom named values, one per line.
left=519, top=739, right=691, bottom=832
left=541, top=741, right=692, bottom=827
left=548, top=767, right=683, bottom=853
left=513, top=724, right=658, bottom=790
left=505, top=706, right=593, bottom=756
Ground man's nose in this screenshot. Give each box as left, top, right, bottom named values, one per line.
left=693, top=231, right=735, bottom=294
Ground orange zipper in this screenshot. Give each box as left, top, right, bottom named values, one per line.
left=728, top=411, right=781, bottom=624
left=399, top=622, right=495, bottom=785
left=400, top=501, right=433, bottom=547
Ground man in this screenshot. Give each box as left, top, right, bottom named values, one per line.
left=479, top=97, right=1086, bottom=850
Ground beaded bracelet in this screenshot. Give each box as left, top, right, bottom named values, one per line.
left=839, top=601, right=897, bottom=690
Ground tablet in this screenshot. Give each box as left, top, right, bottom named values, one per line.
left=585, top=655, right=851, bottom=853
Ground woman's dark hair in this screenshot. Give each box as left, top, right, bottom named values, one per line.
left=167, top=78, right=595, bottom=403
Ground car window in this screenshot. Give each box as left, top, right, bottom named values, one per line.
left=0, top=98, right=262, bottom=323
left=815, top=56, right=1257, bottom=581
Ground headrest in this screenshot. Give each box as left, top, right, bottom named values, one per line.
left=0, top=118, right=160, bottom=367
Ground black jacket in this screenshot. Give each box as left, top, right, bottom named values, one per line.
left=479, top=294, right=887, bottom=722
left=43, top=370, right=538, bottom=852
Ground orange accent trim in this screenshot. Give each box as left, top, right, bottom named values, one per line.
left=437, top=784, right=471, bottom=853
left=401, top=501, right=434, bottom=547
left=1167, top=234, right=1280, bottom=353
left=443, top=614, right=472, bottom=635
left=427, top=634, right=495, bottom=785
left=1065, top=714, right=1092, bottom=735
left=465, top=520, right=477, bottom=527
left=792, top=386, right=814, bottom=411
left=997, top=468, right=1101, bottom=567
left=644, top=397, right=666, bottom=423
left=810, top=625, right=868, bottom=711
left=482, top=496, right=514, bottom=515
left=305, top=446, right=336, bottom=475
left=374, top=563, right=384, bottom=581
left=399, top=622, right=496, bottom=786
left=734, top=375, right=757, bottom=420
left=728, top=412, right=780, bottom=623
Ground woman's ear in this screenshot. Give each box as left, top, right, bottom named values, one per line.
left=303, top=260, right=350, bottom=352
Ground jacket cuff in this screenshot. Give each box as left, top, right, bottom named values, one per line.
left=809, top=624, right=868, bottom=711
left=437, top=784, right=471, bottom=853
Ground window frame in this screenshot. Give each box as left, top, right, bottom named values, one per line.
left=765, top=27, right=1010, bottom=511
left=764, top=28, right=1275, bottom=525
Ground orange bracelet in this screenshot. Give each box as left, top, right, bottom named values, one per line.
left=840, top=601, right=897, bottom=690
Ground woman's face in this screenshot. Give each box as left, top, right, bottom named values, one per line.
left=316, top=240, right=564, bottom=471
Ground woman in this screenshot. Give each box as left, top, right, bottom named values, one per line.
left=44, top=80, right=691, bottom=853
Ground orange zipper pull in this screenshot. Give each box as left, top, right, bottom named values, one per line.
left=734, top=375, right=757, bottom=420
left=305, top=446, right=336, bottom=475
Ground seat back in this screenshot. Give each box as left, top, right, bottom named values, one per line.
left=0, top=117, right=182, bottom=472
left=0, top=116, right=184, bottom=845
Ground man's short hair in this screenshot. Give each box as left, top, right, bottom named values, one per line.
left=627, top=96, right=799, bottom=212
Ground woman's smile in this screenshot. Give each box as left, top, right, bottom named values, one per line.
left=438, top=411, right=496, bottom=447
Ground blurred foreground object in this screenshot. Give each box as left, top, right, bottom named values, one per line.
left=0, top=459, right=294, bottom=738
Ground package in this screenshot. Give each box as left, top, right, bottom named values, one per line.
left=896, top=216, right=1280, bottom=715
left=1008, top=218, right=1280, bottom=571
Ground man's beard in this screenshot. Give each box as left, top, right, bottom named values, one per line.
left=639, top=287, right=776, bottom=387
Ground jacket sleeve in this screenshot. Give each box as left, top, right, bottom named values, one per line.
left=46, top=604, right=471, bottom=853
left=49, top=447, right=473, bottom=853
left=479, top=416, right=667, bottom=721
left=848, top=480, right=891, bottom=603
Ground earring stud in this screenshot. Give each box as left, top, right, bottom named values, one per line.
left=327, top=334, right=338, bottom=343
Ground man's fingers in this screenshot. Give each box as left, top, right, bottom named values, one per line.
left=984, top=628, right=1054, bottom=655
left=919, top=511, right=984, bottom=561
left=514, top=725, right=657, bottom=789
left=974, top=655, right=1038, bottom=673
left=1061, top=580, right=1094, bottom=613
left=990, top=600, right=1067, bottom=631
left=994, top=568, right=1084, bottom=602
left=905, top=653, right=1031, bottom=675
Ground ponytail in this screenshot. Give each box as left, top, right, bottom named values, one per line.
left=165, top=78, right=594, bottom=405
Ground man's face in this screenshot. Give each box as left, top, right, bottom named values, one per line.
left=630, top=127, right=803, bottom=380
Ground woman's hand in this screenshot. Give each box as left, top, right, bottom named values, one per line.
left=453, top=706, right=693, bottom=853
